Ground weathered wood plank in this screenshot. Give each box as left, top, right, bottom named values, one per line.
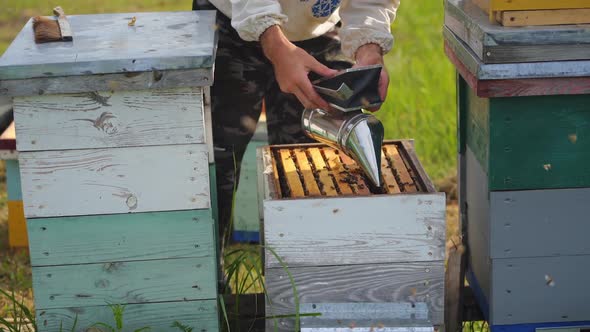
left=490, top=188, right=590, bottom=258
left=265, top=261, right=445, bottom=331
left=323, top=148, right=354, bottom=195
left=36, top=299, right=219, bottom=332
left=264, top=194, right=446, bottom=268
left=489, top=94, right=590, bottom=190
left=338, top=152, right=370, bottom=195
left=203, top=87, right=215, bottom=164
left=7, top=201, right=27, bottom=248
left=462, top=80, right=590, bottom=191
left=443, top=25, right=590, bottom=80
left=27, top=210, right=214, bottom=266
left=445, top=0, right=590, bottom=64
left=0, top=11, right=217, bottom=80
left=279, top=149, right=305, bottom=198
left=445, top=236, right=465, bottom=332
left=0, top=68, right=213, bottom=97
left=445, top=39, right=590, bottom=98
left=308, top=147, right=338, bottom=196
left=19, top=144, right=210, bottom=218
left=499, top=9, right=590, bottom=27
left=400, top=140, right=436, bottom=193
left=13, top=87, right=204, bottom=151
left=384, top=145, right=417, bottom=193
left=491, top=255, right=590, bottom=325
left=33, top=256, right=216, bottom=309
left=294, top=149, right=321, bottom=196
left=491, top=0, right=590, bottom=12
left=380, top=151, right=401, bottom=194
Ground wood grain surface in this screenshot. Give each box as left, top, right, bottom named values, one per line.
left=19, top=144, right=210, bottom=218
left=308, top=147, right=338, bottom=196
left=499, top=9, right=590, bottom=27
left=381, top=151, right=401, bottom=194
left=14, top=87, right=205, bottom=151
left=384, top=145, right=418, bottom=192
left=33, top=256, right=216, bottom=309
left=36, top=299, right=219, bottom=332
left=0, top=68, right=213, bottom=97
left=265, top=261, right=445, bottom=330
left=264, top=194, right=446, bottom=268
left=28, top=210, right=214, bottom=266
left=279, top=149, right=305, bottom=198
left=445, top=0, right=590, bottom=64
left=0, top=11, right=217, bottom=80
left=294, top=149, right=322, bottom=196
left=443, top=25, right=590, bottom=80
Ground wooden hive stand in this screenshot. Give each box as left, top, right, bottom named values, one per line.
left=0, top=11, right=220, bottom=331
left=258, top=140, right=446, bottom=332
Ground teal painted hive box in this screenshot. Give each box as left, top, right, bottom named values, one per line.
left=445, top=1, right=590, bottom=330
left=0, top=11, right=220, bottom=331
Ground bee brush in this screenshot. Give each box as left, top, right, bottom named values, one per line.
left=33, top=6, right=73, bottom=43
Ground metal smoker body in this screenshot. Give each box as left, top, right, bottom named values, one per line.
left=302, top=109, right=384, bottom=188
left=301, top=65, right=386, bottom=188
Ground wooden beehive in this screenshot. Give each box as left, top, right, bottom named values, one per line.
left=444, top=12, right=590, bottom=331
left=0, top=11, right=219, bottom=331
left=258, top=140, right=446, bottom=332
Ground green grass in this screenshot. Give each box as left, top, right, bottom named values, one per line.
left=379, top=0, right=457, bottom=180
left=1, top=0, right=456, bottom=180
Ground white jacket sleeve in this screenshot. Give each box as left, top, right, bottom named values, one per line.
left=339, top=0, right=400, bottom=59
left=229, top=0, right=288, bottom=41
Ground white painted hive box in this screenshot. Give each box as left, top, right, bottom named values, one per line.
left=258, top=140, right=446, bottom=332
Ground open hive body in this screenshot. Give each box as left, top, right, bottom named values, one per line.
left=258, top=140, right=446, bottom=332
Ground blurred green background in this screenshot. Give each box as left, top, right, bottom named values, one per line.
left=0, top=0, right=456, bottom=180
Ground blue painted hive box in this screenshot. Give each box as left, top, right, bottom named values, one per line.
left=0, top=10, right=219, bottom=331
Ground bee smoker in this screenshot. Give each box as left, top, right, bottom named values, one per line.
left=301, top=65, right=385, bottom=187
left=301, top=109, right=384, bottom=187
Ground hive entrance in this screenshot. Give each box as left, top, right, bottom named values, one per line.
left=271, top=142, right=423, bottom=199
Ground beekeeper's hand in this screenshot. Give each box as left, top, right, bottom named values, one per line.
left=261, top=26, right=338, bottom=110
left=354, top=43, right=389, bottom=111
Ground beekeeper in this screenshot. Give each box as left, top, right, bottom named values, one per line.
left=192, top=0, right=400, bottom=244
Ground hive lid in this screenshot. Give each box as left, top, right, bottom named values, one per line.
left=0, top=11, right=217, bottom=81
left=445, top=0, right=590, bottom=64
left=444, top=26, right=590, bottom=81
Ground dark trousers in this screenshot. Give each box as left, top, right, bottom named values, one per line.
left=193, top=0, right=352, bottom=247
